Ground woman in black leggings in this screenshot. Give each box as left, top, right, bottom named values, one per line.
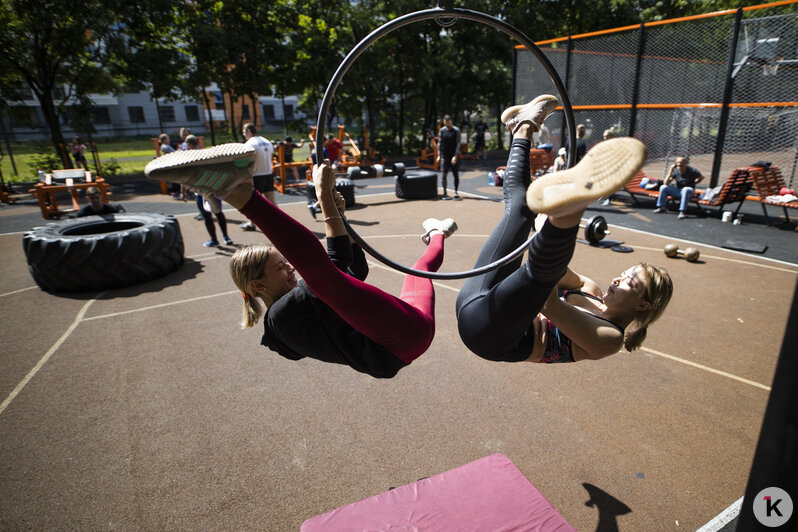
left=456, top=95, right=673, bottom=363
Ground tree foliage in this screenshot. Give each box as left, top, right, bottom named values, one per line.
left=1, top=0, right=782, bottom=159
left=0, top=0, right=126, bottom=161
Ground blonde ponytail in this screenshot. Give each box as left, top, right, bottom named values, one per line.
left=624, top=323, right=648, bottom=352
left=624, top=263, right=672, bottom=351
left=229, top=244, right=274, bottom=329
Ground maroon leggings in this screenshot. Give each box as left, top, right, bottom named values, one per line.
left=240, top=190, right=444, bottom=363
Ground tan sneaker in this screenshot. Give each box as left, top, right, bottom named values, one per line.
left=526, top=137, right=647, bottom=217
left=501, top=95, right=558, bottom=135
left=144, top=143, right=255, bottom=200
left=421, top=218, right=458, bottom=244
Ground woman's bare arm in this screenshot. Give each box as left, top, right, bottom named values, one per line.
left=314, top=162, right=347, bottom=238
left=542, top=291, right=624, bottom=359
left=557, top=267, right=603, bottom=296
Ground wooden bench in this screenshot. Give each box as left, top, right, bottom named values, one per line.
left=529, top=148, right=555, bottom=175
left=623, top=171, right=700, bottom=208
left=624, top=167, right=756, bottom=216
left=750, top=165, right=798, bottom=227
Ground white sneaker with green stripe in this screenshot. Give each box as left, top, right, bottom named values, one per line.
left=144, top=143, right=256, bottom=200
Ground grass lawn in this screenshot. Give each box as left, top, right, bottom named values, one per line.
left=1, top=128, right=308, bottom=184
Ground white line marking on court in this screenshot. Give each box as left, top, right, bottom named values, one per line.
left=0, top=294, right=103, bottom=417
left=629, top=244, right=797, bottom=274
left=369, top=249, right=773, bottom=392
left=83, top=290, right=239, bottom=321
left=0, top=285, right=38, bottom=298
left=640, top=346, right=771, bottom=391
left=608, top=222, right=798, bottom=269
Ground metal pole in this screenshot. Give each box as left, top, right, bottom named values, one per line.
left=628, top=23, right=645, bottom=139
left=710, top=7, right=743, bottom=189
left=559, top=36, right=572, bottom=150
left=511, top=46, right=517, bottom=107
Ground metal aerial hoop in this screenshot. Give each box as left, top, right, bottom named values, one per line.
left=315, top=2, right=577, bottom=280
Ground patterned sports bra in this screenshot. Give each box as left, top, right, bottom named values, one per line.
left=538, top=290, right=624, bottom=364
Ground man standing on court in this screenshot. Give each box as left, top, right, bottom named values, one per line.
left=436, top=115, right=461, bottom=200
left=473, top=116, right=489, bottom=160
left=565, top=123, right=587, bottom=164
left=241, top=122, right=275, bottom=231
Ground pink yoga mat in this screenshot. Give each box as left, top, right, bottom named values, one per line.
left=301, top=453, right=575, bottom=531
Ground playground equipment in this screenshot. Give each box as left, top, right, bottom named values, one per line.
left=272, top=141, right=312, bottom=195
left=57, top=141, right=103, bottom=178
left=28, top=169, right=112, bottom=219
left=361, top=127, right=386, bottom=165
left=416, top=124, right=440, bottom=170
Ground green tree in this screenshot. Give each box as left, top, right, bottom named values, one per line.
left=0, top=0, right=124, bottom=165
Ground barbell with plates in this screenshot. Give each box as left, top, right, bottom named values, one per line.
left=347, top=162, right=405, bottom=179
left=581, top=215, right=609, bottom=245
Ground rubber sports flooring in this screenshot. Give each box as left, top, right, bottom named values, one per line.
left=1, top=165, right=796, bottom=530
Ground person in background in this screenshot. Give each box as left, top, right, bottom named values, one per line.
left=158, top=133, right=182, bottom=198
left=159, top=133, right=175, bottom=155
left=77, top=187, right=121, bottom=217
left=436, top=115, right=462, bottom=200
left=282, top=136, right=306, bottom=183
left=653, top=156, right=705, bottom=220
left=324, top=134, right=343, bottom=169
left=240, top=123, right=275, bottom=231
left=71, top=136, right=89, bottom=171
left=473, top=116, right=489, bottom=160
left=179, top=127, right=191, bottom=150
left=186, top=135, right=233, bottom=247
left=553, top=147, right=567, bottom=172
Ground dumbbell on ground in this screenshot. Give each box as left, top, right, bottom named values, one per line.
left=664, top=244, right=700, bottom=262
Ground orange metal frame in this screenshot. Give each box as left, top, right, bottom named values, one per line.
left=519, top=0, right=798, bottom=48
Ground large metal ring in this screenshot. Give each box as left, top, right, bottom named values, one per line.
left=315, top=7, right=576, bottom=279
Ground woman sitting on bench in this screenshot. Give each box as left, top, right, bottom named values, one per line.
left=456, top=95, right=673, bottom=363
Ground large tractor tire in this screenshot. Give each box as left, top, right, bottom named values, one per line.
left=22, top=212, right=184, bottom=293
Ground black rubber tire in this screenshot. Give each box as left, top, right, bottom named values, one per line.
left=335, top=177, right=356, bottom=207
left=22, top=212, right=185, bottom=293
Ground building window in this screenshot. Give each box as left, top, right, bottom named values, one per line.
left=185, top=105, right=199, bottom=122
left=128, top=106, right=146, bottom=124
left=241, top=104, right=250, bottom=120
left=262, top=104, right=275, bottom=120
left=214, top=91, right=224, bottom=106
left=284, top=104, right=294, bottom=120
left=92, top=107, right=111, bottom=124
left=159, top=105, right=175, bottom=123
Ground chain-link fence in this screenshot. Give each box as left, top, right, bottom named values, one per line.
left=515, top=1, right=798, bottom=187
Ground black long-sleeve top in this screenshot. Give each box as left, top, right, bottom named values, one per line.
left=259, top=235, right=407, bottom=379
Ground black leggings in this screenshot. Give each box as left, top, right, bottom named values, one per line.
left=455, top=138, right=579, bottom=361
left=196, top=195, right=229, bottom=241
left=441, top=157, right=460, bottom=194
